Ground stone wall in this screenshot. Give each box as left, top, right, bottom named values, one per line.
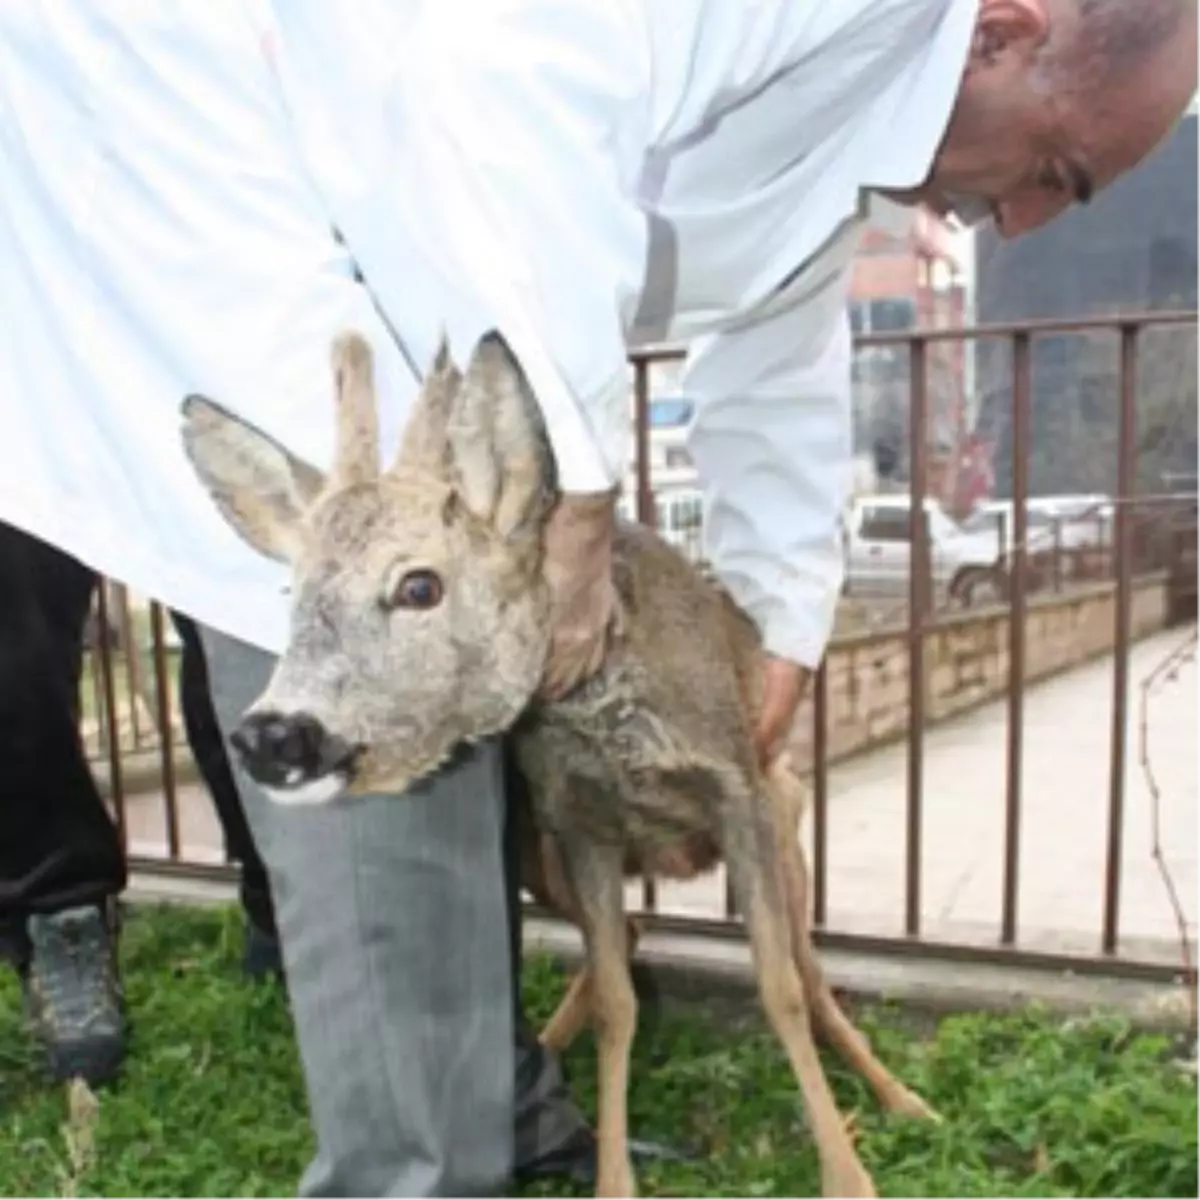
left=790, top=575, right=1170, bottom=770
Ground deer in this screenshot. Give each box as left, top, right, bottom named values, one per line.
left=179, top=330, right=939, bottom=1198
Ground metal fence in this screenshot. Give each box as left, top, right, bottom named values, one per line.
left=84, top=312, right=1198, bottom=987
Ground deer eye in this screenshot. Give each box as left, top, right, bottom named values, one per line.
left=387, top=569, right=444, bottom=611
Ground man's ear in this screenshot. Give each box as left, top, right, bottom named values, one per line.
left=969, top=0, right=1048, bottom=68
left=181, top=395, right=326, bottom=563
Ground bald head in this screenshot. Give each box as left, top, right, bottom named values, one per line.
left=920, top=0, right=1197, bottom=237
left=1069, top=0, right=1192, bottom=78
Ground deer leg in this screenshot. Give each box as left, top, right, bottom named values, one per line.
left=724, top=808, right=876, bottom=1199
left=782, top=837, right=940, bottom=1122
left=764, top=769, right=939, bottom=1123
left=525, top=829, right=643, bottom=1056
left=539, top=916, right=643, bottom=1055
left=556, top=835, right=638, bottom=1199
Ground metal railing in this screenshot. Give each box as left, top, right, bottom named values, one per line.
left=84, top=311, right=1199, bottom=987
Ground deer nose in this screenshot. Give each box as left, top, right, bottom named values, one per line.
left=231, top=711, right=360, bottom=788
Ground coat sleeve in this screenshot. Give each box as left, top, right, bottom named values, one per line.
left=681, top=246, right=859, bottom=667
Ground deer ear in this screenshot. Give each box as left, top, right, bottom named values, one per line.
left=393, top=332, right=460, bottom=475
left=447, top=331, right=556, bottom=541
left=181, top=395, right=325, bottom=563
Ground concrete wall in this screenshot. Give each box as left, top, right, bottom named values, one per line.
left=790, top=576, right=1169, bottom=770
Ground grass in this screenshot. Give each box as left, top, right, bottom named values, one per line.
left=0, top=905, right=1195, bottom=1198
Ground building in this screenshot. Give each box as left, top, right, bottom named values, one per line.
left=848, top=204, right=971, bottom=509
left=632, top=202, right=973, bottom=538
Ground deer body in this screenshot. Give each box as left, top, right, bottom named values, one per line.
left=519, top=521, right=753, bottom=873
left=181, top=331, right=936, bottom=1200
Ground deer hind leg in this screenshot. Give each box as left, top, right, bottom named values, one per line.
left=724, top=803, right=876, bottom=1199
left=765, top=769, right=940, bottom=1123
left=555, top=833, right=639, bottom=1199
left=784, top=835, right=940, bottom=1121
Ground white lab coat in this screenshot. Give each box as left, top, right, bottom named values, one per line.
left=0, top=0, right=975, bottom=662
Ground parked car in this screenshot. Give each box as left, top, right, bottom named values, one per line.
left=963, top=494, right=1112, bottom=556
left=843, top=494, right=1006, bottom=605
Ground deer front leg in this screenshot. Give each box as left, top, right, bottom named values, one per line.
left=539, top=916, right=643, bottom=1055
left=724, top=807, right=876, bottom=1199
left=556, top=833, right=638, bottom=1199
left=526, top=829, right=643, bottom=1056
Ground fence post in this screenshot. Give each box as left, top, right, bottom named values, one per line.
left=1102, top=325, right=1139, bottom=955
left=905, top=337, right=929, bottom=937
left=1002, top=332, right=1031, bottom=945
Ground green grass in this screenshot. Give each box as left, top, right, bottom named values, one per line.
left=1, top=905, right=1195, bottom=1198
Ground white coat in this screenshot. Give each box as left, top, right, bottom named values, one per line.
left=0, top=0, right=976, bottom=662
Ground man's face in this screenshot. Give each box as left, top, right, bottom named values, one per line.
left=919, top=0, right=1197, bottom=238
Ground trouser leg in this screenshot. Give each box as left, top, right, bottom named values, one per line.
left=198, top=623, right=515, bottom=1197
left=169, top=610, right=276, bottom=936
left=503, top=744, right=592, bottom=1168
left=0, top=523, right=123, bottom=949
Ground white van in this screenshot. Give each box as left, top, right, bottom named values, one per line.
left=843, top=494, right=1006, bottom=605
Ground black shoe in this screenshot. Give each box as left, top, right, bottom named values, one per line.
left=513, top=1126, right=692, bottom=1189
left=242, top=917, right=284, bottom=982
left=23, top=905, right=125, bottom=1087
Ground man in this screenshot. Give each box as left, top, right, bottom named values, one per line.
left=0, top=0, right=1193, bottom=1193
left=0, top=520, right=281, bottom=1087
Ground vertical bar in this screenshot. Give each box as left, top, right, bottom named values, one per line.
left=94, top=584, right=127, bottom=851
left=633, top=356, right=655, bottom=530
left=811, top=661, right=829, bottom=928
left=632, top=357, right=658, bottom=912
left=150, top=602, right=181, bottom=860
left=1102, top=325, right=1138, bottom=955
left=115, top=585, right=142, bottom=748
left=1052, top=517, right=1063, bottom=593
left=88, top=616, right=107, bottom=759
left=1002, top=333, right=1030, bottom=945
left=905, top=337, right=929, bottom=937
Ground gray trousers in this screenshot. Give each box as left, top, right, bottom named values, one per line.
left=198, top=625, right=585, bottom=1197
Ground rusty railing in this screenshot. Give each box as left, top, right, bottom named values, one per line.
left=84, top=311, right=1198, bottom=986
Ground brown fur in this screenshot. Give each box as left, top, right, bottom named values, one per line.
left=181, top=331, right=938, bottom=1199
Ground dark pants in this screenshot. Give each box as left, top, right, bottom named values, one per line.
left=172, top=613, right=274, bottom=935
left=0, top=522, right=275, bottom=959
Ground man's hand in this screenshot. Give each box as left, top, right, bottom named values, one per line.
left=754, top=657, right=811, bottom=769
left=538, top=488, right=622, bottom=700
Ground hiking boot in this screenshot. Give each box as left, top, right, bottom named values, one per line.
left=24, top=905, right=125, bottom=1086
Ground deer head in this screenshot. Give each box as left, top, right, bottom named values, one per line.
left=180, top=331, right=557, bottom=803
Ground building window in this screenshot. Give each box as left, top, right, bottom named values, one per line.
left=869, top=298, right=917, bottom=332
left=849, top=297, right=916, bottom=334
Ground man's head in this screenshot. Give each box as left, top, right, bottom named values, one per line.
left=921, top=0, right=1196, bottom=236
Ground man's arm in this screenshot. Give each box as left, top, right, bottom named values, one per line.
left=682, top=236, right=861, bottom=758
